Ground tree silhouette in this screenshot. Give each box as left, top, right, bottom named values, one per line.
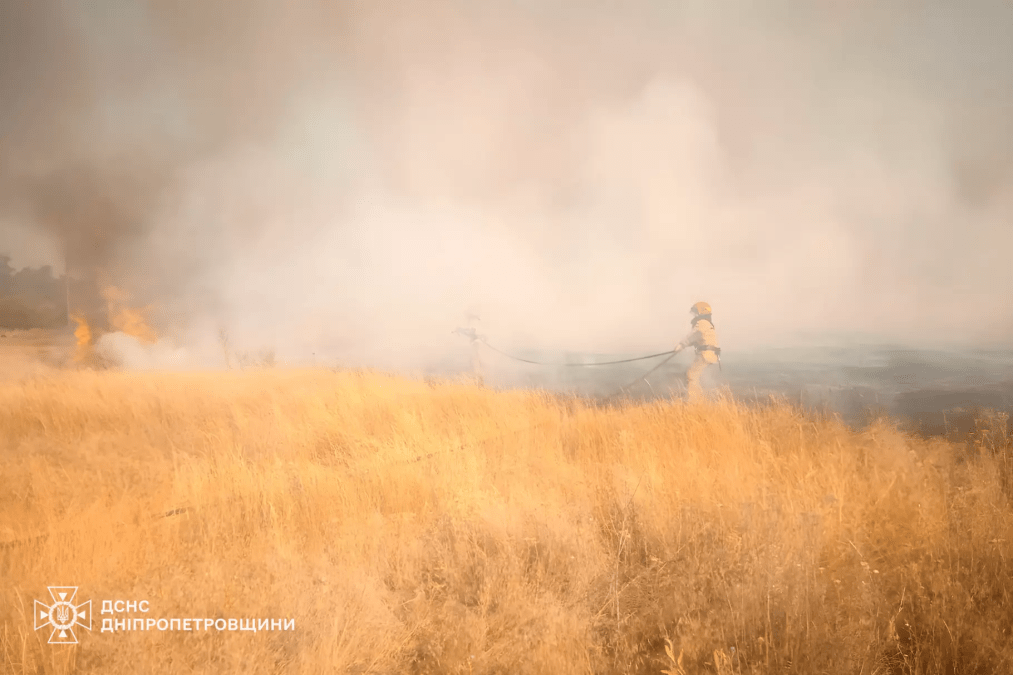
left=0, top=253, right=70, bottom=329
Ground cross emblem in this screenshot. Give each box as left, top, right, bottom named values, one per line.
left=35, top=587, right=92, bottom=644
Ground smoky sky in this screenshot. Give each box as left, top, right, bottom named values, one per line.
left=2, top=0, right=1012, bottom=369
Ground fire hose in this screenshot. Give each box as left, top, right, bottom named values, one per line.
left=453, top=328, right=686, bottom=397
left=606, top=351, right=678, bottom=398
left=476, top=338, right=682, bottom=398
left=475, top=338, right=676, bottom=367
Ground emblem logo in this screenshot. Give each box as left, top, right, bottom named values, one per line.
left=35, top=587, right=92, bottom=644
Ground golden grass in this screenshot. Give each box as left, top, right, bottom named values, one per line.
left=2, top=368, right=1012, bottom=674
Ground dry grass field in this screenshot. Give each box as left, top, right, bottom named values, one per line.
left=2, top=362, right=1013, bottom=674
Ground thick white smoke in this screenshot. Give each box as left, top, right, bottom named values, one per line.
left=3, top=0, right=1012, bottom=371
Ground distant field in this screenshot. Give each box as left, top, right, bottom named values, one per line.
left=4, top=328, right=1011, bottom=434
left=0, top=328, right=77, bottom=380
left=2, top=367, right=1013, bottom=674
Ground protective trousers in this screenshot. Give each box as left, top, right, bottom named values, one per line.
left=686, top=350, right=719, bottom=402
left=470, top=338, right=484, bottom=386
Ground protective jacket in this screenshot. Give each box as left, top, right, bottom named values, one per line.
left=677, top=317, right=720, bottom=402
left=677, top=318, right=720, bottom=355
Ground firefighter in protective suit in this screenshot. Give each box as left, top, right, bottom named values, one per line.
left=673, top=301, right=721, bottom=402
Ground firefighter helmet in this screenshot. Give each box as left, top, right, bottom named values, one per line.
left=690, top=301, right=712, bottom=316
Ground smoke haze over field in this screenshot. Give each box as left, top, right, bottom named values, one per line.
left=2, top=1, right=1012, bottom=369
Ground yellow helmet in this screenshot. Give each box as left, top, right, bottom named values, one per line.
left=690, top=301, right=712, bottom=316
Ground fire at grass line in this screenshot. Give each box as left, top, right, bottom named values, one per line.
left=3, top=272, right=1013, bottom=674
left=71, top=281, right=157, bottom=365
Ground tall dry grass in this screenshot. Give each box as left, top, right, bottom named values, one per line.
left=1, top=368, right=1012, bottom=674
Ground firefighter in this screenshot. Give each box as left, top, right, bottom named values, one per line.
left=453, top=310, right=484, bottom=385
left=673, top=301, right=721, bottom=402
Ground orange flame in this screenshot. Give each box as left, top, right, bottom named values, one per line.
left=72, top=314, right=92, bottom=363
left=101, top=285, right=157, bottom=345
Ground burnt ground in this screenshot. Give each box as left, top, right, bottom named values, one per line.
left=478, top=344, right=1013, bottom=443
left=720, top=346, right=1013, bottom=441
